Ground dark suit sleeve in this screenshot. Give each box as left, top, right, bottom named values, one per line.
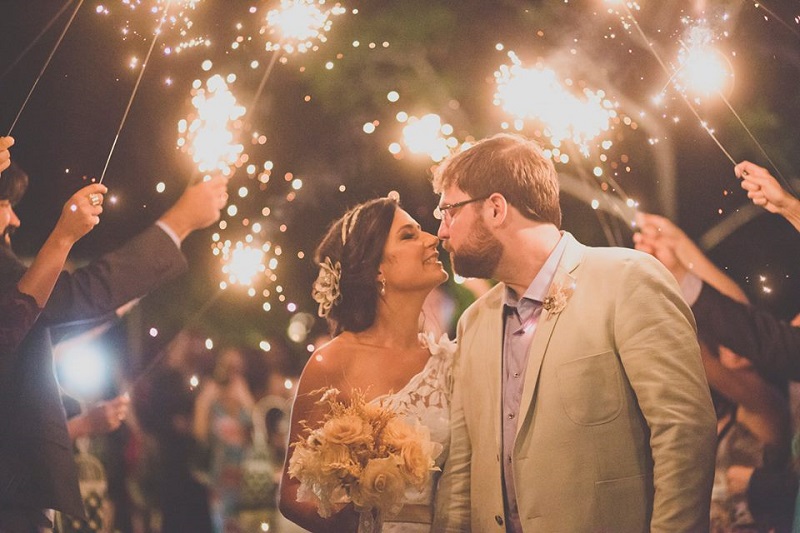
left=0, top=290, right=41, bottom=355
left=38, top=225, right=188, bottom=326
left=692, top=282, right=800, bottom=380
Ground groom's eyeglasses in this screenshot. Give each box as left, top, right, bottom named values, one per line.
left=433, top=195, right=490, bottom=224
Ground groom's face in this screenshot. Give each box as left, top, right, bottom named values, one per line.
left=437, top=186, right=502, bottom=279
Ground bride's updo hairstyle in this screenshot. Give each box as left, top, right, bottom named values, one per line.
left=312, top=197, right=398, bottom=336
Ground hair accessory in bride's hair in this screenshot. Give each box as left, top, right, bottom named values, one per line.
left=341, top=204, right=365, bottom=246
left=312, top=257, right=343, bottom=317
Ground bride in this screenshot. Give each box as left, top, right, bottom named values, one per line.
left=278, top=197, right=454, bottom=532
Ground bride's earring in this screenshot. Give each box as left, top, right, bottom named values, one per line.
left=380, top=278, right=386, bottom=296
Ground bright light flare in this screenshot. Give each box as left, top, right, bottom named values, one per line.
left=177, top=74, right=246, bottom=177
left=221, top=243, right=266, bottom=286
left=56, top=343, right=110, bottom=400
left=673, top=21, right=733, bottom=97
left=494, top=51, right=617, bottom=156
left=263, top=0, right=345, bottom=54
left=399, top=113, right=458, bottom=163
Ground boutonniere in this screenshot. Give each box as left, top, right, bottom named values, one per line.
left=542, top=277, right=576, bottom=318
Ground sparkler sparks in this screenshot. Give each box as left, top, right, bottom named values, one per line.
left=221, top=243, right=267, bottom=287
left=394, top=113, right=459, bottom=163
left=262, top=0, right=345, bottom=55
left=177, top=73, right=246, bottom=178
left=673, top=22, right=734, bottom=98
left=493, top=51, right=617, bottom=156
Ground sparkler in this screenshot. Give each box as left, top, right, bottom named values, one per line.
left=493, top=51, right=617, bottom=157
left=492, top=50, right=638, bottom=238
left=262, top=0, right=344, bottom=55
left=630, top=12, right=794, bottom=194
left=105, top=0, right=208, bottom=55
left=99, top=0, right=175, bottom=183
left=5, top=0, right=85, bottom=136
left=177, top=73, right=246, bottom=179
left=607, top=3, right=741, bottom=168
left=391, top=113, right=459, bottom=163
left=247, top=0, right=346, bottom=120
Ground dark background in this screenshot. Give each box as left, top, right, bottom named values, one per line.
left=2, top=0, right=799, bottom=372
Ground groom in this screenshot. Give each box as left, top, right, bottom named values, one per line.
left=431, top=134, right=716, bottom=532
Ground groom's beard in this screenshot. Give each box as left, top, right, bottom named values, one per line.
left=450, top=215, right=502, bottom=279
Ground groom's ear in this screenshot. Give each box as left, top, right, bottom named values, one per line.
left=486, top=193, right=509, bottom=227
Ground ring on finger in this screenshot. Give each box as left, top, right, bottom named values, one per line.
left=89, top=193, right=102, bottom=206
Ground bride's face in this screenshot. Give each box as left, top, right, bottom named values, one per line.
left=379, top=208, right=448, bottom=294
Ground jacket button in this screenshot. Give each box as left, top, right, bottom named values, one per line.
left=495, top=515, right=504, bottom=526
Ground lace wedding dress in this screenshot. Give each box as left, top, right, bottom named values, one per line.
left=370, top=332, right=455, bottom=532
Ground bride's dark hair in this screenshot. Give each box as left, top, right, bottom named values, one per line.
left=314, top=197, right=398, bottom=336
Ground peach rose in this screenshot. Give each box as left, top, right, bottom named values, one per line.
left=323, top=414, right=372, bottom=446
left=350, top=457, right=406, bottom=513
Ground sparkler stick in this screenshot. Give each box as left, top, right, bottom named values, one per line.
left=99, top=0, right=174, bottom=184
left=5, top=0, right=85, bottom=136
left=0, top=0, right=75, bottom=83
left=751, top=0, right=800, bottom=40
left=615, top=3, right=740, bottom=167
left=717, top=92, right=796, bottom=196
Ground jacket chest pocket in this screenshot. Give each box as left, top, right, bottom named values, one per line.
left=556, top=350, right=623, bottom=425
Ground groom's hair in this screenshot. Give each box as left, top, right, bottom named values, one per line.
left=432, top=133, right=561, bottom=228
left=314, top=197, right=398, bottom=336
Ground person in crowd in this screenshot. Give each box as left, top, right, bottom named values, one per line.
left=279, top=197, right=454, bottom=532
left=0, top=156, right=105, bottom=355
left=431, top=133, right=717, bottom=532
left=193, top=346, right=255, bottom=532
left=737, top=160, right=800, bottom=232
left=0, top=159, right=229, bottom=531
left=134, top=364, right=214, bottom=533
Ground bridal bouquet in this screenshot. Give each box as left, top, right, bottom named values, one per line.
left=287, top=387, right=441, bottom=529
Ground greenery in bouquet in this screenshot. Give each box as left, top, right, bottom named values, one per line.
left=287, top=387, right=441, bottom=519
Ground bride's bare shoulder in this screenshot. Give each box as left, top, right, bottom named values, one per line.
left=298, top=333, right=362, bottom=390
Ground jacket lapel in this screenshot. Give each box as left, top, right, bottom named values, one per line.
left=516, top=233, right=584, bottom=436
left=477, top=284, right=506, bottom=454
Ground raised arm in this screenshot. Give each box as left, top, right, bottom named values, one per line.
left=634, top=212, right=748, bottom=304
left=18, top=183, right=106, bottom=307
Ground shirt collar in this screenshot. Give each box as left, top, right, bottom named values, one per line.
left=504, top=233, right=568, bottom=308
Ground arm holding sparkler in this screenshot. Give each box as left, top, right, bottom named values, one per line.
left=157, top=175, right=229, bottom=243
left=736, top=161, right=800, bottom=233
left=67, top=394, right=130, bottom=440
left=633, top=212, right=748, bottom=304
left=18, top=183, right=107, bottom=307
left=1, top=165, right=105, bottom=354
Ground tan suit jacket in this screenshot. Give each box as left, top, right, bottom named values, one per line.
left=433, top=233, right=716, bottom=532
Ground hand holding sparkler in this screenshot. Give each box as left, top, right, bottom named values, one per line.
left=0, top=136, right=14, bottom=173
left=54, top=183, right=108, bottom=244
left=735, top=160, right=800, bottom=232
left=158, top=175, right=229, bottom=242
left=67, top=394, right=131, bottom=440
left=634, top=212, right=749, bottom=304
